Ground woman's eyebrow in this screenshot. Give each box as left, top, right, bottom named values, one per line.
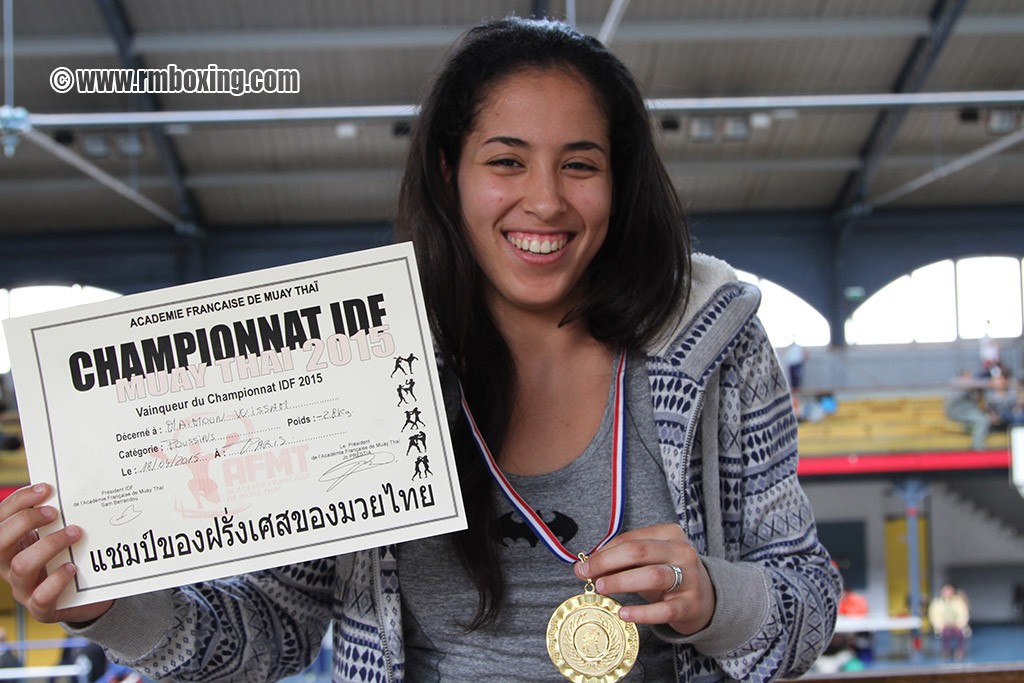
left=563, top=140, right=608, bottom=155
left=482, top=136, right=607, bottom=155
left=483, top=135, right=528, bottom=148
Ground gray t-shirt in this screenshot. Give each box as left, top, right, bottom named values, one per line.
left=398, top=352, right=679, bottom=681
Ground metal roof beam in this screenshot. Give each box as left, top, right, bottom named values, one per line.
left=833, top=0, right=969, bottom=213
left=24, top=90, right=1024, bottom=129
left=825, top=0, right=968, bottom=348
left=11, top=15, right=1024, bottom=58
left=18, top=126, right=180, bottom=225
left=94, top=0, right=201, bottom=232
left=868, top=127, right=1024, bottom=208
left=7, top=153, right=1024, bottom=194
left=598, top=0, right=631, bottom=45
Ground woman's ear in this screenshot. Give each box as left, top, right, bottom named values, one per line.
left=440, top=152, right=452, bottom=184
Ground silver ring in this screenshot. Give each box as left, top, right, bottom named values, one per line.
left=667, top=563, right=683, bottom=593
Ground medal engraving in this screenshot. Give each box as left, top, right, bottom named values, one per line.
left=547, top=586, right=639, bottom=683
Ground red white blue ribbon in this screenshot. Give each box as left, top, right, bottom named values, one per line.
left=460, top=350, right=627, bottom=564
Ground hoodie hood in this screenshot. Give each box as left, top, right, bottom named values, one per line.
left=644, top=253, right=762, bottom=380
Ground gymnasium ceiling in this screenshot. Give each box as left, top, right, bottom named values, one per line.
left=1, top=0, right=1023, bottom=238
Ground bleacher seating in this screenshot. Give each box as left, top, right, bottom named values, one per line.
left=0, top=413, right=28, bottom=488
left=798, top=395, right=1010, bottom=456
left=2, top=399, right=1012, bottom=476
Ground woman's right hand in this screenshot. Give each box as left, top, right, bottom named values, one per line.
left=0, top=483, right=114, bottom=624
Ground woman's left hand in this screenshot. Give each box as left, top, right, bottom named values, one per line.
left=574, top=523, right=715, bottom=635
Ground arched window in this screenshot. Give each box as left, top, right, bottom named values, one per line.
left=736, top=270, right=831, bottom=348
left=0, top=285, right=121, bottom=374
left=846, top=256, right=1023, bottom=345
left=956, top=257, right=1023, bottom=340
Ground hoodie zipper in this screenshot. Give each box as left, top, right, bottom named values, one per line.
left=370, top=550, right=396, bottom=683
left=674, top=389, right=703, bottom=683
left=679, top=389, right=705, bottom=529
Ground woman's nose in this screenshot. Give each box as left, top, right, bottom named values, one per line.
left=521, top=168, right=566, bottom=222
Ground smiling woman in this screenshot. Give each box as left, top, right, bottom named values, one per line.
left=0, top=17, right=841, bottom=683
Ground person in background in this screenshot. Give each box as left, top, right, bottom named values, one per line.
left=985, top=366, right=1024, bottom=428
left=0, top=627, right=23, bottom=683
left=0, top=17, right=841, bottom=683
left=58, top=638, right=107, bottom=683
left=928, top=582, right=970, bottom=660
left=944, top=369, right=996, bottom=450
left=979, top=323, right=1000, bottom=374
left=783, top=341, right=807, bottom=414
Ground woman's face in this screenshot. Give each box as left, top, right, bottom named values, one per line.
left=456, top=67, right=612, bottom=325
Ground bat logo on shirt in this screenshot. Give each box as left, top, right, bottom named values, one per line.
left=493, top=510, right=578, bottom=548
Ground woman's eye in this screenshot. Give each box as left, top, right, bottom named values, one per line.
left=488, top=158, right=521, bottom=168
left=564, top=161, right=598, bottom=172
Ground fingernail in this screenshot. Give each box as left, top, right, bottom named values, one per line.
left=595, top=578, right=606, bottom=593
left=65, top=526, right=81, bottom=541
left=32, top=484, right=46, bottom=495
left=40, top=507, right=56, bottom=521
left=579, top=561, right=590, bottom=577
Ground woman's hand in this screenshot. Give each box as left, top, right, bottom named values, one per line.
left=0, top=484, right=114, bottom=624
left=575, top=523, right=715, bottom=635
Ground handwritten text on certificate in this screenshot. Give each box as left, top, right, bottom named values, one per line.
left=4, top=243, right=465, bottom=607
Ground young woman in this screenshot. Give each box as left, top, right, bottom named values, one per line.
left=0, top=17, right=840, bottom=682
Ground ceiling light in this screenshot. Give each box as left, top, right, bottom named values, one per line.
left=722, top=116, right=751, bottom=141
left=749, top=113, right=772, bottom=130
left=771, top=108, right=799, bottom=121
left=115, top=131, right=145, bottom=158
left=986, top=109, right=1018, bottom=135
left=687, top=117, right=715, bottom=143
left=80, top=133, right=110, bottom=158
left=334, top=123, right=358, bottom=139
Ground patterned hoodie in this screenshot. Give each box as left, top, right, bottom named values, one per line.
left=69, top=253, right=841, bottom=682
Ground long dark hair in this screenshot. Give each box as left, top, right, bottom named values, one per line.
left=394, top=16, right=691, bottom=628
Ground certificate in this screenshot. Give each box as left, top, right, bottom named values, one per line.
left=4, top=243, right=465, bottom=607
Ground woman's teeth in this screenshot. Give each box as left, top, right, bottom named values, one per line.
left=507, top=234, right=568, bottom=254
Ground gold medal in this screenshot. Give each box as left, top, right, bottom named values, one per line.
left=547, top=578, right=639, bottom=683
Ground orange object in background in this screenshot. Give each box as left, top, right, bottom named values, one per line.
left=839, top=590, right=869, bottom=616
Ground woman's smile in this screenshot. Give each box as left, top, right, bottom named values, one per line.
left=504, top=231, right=571, bottom=255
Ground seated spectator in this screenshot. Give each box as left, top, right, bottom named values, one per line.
left=928, top=582, right=971, bottom=660
left=944, top=370, right=996, bottom=450
left=986, top=369, right=1024, bottom=429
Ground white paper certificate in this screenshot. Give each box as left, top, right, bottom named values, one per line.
left=4, top=243, right=465, bottom=607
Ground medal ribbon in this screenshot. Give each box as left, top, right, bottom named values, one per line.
left=460, top=350, right=627, bottom=564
